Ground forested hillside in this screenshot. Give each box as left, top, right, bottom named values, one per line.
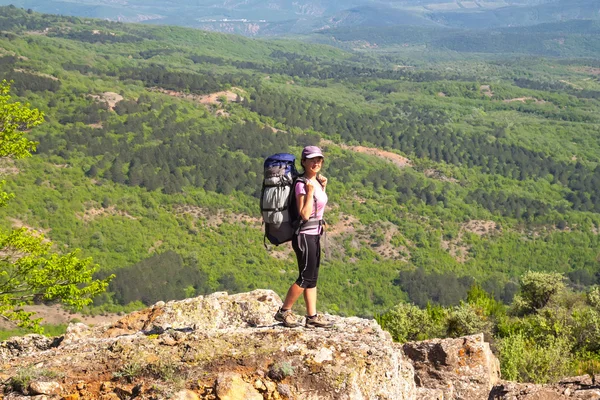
left=1, top=5, right=600, bottom=382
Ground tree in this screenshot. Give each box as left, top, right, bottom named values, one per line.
left=513, top=271, right=565, bottom=314
left=0, top=80, right=113, bottom=332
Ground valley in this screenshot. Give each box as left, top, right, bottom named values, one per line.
left=0, top=4, right=599, bottom=383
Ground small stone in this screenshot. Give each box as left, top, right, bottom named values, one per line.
left=160, top=336, right=178, bottom=346
left=277, top=383, right=292, bottom=398
left=169, top=389, right=200, bottom=400
left=29, top=381, right=62, bottom=396
left=264, top=380, right=277, bottom=394
left=254, top=379, right=266, bottom=391
left=100, top=382, right=112, bottom=392
left=215, top=373, right=262, bottom=400
left=62, top=394, right=79, bottom=400
left=75, top=381, right=86, bottom=391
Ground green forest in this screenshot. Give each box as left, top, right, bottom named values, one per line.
left=1, top=5, right=600, bottom=382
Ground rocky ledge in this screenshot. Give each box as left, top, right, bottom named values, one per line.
left=0, top=290, right=598, bottom=399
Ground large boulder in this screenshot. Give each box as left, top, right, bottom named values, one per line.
left=1, top=290, right=417, bottom=400
left=490, top=376, right=600, bottom=399
left=403, top=333, right=501, bottom=400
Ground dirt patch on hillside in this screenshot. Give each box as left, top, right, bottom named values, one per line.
left=77, top=205, right=137, bottom=222
left=0, top=159, right=19, bottom=176
left=463, top=220, right=499, bottom=236
left=152, top=88, right=244, bottom=106
left=572, top=67, right=600, bottom=76
left=90, top=92, right=123, bottom=110
left=261, top=213, right=411, bottom=262
left=198, top=90, right=241, bottom=105
left=14, top=68, right=59, bottom=81
left=441, top=220, right=500, bottom=263
left=480, top=85, right=493, bottom=97
left=173, top=205, right=260, bottom=228
left=503, top=97, right=546, bottom=104
left=9, top=218, right=51, bottom=236
left=559, top=80, right=583, bottom=90
left=326, top=214, right=410, bottom=261
left=321, top=139, right=411, bottom=168
left=424, top=169, right=458, bottom=183
left=267, top=246, right=294, bottom=261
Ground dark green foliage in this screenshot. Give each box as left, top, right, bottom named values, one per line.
left=246, top=88, right=600, bottom=214
left=393, top=268, right=473, bottom=307
left=107, top=251, right=209, bottom=305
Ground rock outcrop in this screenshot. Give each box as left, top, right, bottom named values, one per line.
left=2, top=290, right=594, bottom=399
left=490, top=377, right=600, bottom=399
left=1, top=290, right=416, bottom=399
left=403, top=333, right=501, bottom=399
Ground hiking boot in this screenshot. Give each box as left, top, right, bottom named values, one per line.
left=305, top=314, right=334, bottom=329
left=274, top=308, right=301, bottom=328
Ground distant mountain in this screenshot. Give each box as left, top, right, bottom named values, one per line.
left=311, top=19, right=600, bottom=58
left=429, top=0, right=600, bottom=29
left=0, top=0, right=598, bottom=36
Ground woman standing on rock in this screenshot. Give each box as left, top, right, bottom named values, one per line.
left=275, top=146, right=334, bottom=329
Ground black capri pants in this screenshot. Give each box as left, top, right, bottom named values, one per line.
left=292, top=233, right=321, bottom=289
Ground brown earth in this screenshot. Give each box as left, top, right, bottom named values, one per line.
left=325, top=213, right=410, bottom=261
left=320, top=139, right=411, bottom=168
left=503, top=97, right=546, bottom=104
left=76, top=205, right=137, bottom=222
left=480, top=85, right=493, bottom=97
left=89, top=92, right=123, bottom=110
left=14, top=68, right=59, bottom=81
left=424, top=169, right=458, bottom=183
left=152, top=88, right=244, bottom=106
left=572, top=66, right=600, bottom=75
left=172, top=204, right=260, bottom=228
left=0, top=158, right=19, bottom=176
left=559, top=80, right=583, bottom=90
left=8, top=217, right=51, bottom=235
left=442, top=220, right=500, bottom=263
left=197, top=90, right=241, bottom=104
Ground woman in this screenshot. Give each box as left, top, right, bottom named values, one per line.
left=274, top=145, right=333, bottom=328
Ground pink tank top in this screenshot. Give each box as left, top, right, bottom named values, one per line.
left=295, top=179, right=327, bottom=235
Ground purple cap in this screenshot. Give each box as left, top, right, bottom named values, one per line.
left=302, top=145, right=324, bottom=159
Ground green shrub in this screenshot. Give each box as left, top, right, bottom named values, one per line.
left=446, top=303, right=492, bottom=338
left=513, top=272, right=565, bottom=315
left=498, top=333, right=574, bottom=383
left=376, top=302, right=445, bottom=342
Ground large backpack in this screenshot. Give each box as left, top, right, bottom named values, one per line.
left=260, top=153, right=323, bottom=247
left=260, top=153, right=299, bottom=246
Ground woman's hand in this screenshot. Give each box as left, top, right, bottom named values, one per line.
left=305, top=179, right=315, bottom=195
left=317, top=174, right=327, bottom=189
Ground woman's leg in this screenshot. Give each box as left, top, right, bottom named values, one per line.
left=304, top=287, right=317, bottom=316
left=282, top=283, right=304, bottom=310
left=287, top=234, right=320, bottom=312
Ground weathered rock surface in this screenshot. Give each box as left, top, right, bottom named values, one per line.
left=490, top=376, right=600, bottom=400
left=403, top=333, right=501, bottom=399
left=0, top=290, right=416, bottom=399
left=4, top=289, right=595, bottom=399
